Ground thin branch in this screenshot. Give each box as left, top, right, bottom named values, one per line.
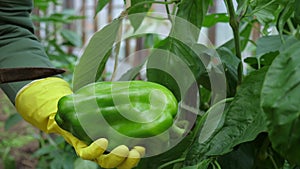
left=126, top=0, right=178, bottom=14
left=125, top=0, right=131, bottom=9
left=157, top=158, right=185, bottom=169
left=287, top=18, right=296, bottom=34
left=224, top=0, right=243, bottom=85
left=110, top=25, right=123, bottom=81
left=246, top=0, right=277, bottom=17
left=165, top=0, right=172, bottom=21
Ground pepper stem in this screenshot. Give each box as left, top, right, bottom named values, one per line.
left=170, top=120, right=189, bottom=138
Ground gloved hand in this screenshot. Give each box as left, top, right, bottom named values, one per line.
left=15, top=77, right=145, bottom=169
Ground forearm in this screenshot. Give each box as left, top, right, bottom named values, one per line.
left=0, top=0, right=54, bottom=103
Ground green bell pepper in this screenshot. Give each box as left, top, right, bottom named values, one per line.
left=55, top=81, right=179, bottom=151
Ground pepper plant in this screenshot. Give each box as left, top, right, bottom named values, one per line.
left=69, top=0, right=300, bottom=168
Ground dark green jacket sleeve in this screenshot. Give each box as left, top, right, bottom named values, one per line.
left=0, top=0, right=54, bottom=103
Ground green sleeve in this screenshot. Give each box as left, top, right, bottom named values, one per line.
left=0, top=0, right=54, bottom=103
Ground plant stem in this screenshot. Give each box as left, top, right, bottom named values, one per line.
left=165, top=0, right=171, bottom=15
left=246, top=0, right=277, bottom=17
left=126, top=0, right=178, bottom=14
left=165, top=0, right=172, bottom=21
left=287, top=18, right=296, bottom=34
left=224, top=0, right=243, bottom=85
left=213, top=160, right=222, bottom=169
left=269, top=155, right=279, bottom=169
left=296, top=25, right=300, bottom=39
left=110, top=25, right=123, bottom=81
left=157, top=157, right=185, bottom=169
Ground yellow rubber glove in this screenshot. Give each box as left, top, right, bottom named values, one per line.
left=15, top=77, right=145, bottom=169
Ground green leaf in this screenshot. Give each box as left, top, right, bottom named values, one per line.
left=61, top=29, right=82, bottom=47
left=176, top=0, right=210, bottom=29
left=244, top=35, right=298, bottom=69
left=2, top=135, right=34, bottom=148
left=202, top=13, right=229, bottom=27
left=62, top=153, right=76, bottom=169
left=217, top=134, right=285, bottom=169
left=244, top=57, right=258, bottom=68
left=216, top=47, right=239, bottom=96
left=244, top=51, right=279, bottom=69
left=261, top=41, right=300, bottom=165
left=72, top=19, right=121, bottom=91
left=217, top=142, right=256, bottom=169
left=236, top=0, right=250, bottom=15
left=34, top=0, right=50, bottom=12
left=74, top=158, right=98, bottom=169
left=137, top=132, right=195, bottom=169
left=256, top=35, right=284, bottom=55
left=295, top=0, right=300, bottom=24
left=276, top=1, right=295, bottom=36
left=244, top=35, right=287, bottom=69
left=146, top=37, right=207, bottom=100
left=95, top=49, right=111, bottom=82
left=4, top=113, right=22, bottom=131
left=128, top=0, right=154, bottom=31
left=95, top=0, right=110, bottom=16
left=33, top=145, right=55, bottom=157
left=32, top=12, right=84, bottom=23
left=186, top=68, right=268, bottom=163
left=250, top=0, right=283, bottom=25
left=118, top=59, right=146, bottom=81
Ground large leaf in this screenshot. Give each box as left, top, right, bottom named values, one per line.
left=185, top=68, right=268, bottom=164
left=261, top=41, right=300, bottom=165
left=72, top=19, right=121, bottom=91
left=146, top=37, right=208, bottom=100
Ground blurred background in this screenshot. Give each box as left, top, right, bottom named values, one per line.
left=0, top=0, right=262, bottom=168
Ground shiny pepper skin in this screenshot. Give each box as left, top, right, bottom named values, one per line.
left=55, top=81, right=178, bottom=151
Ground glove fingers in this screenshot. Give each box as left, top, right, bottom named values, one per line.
left=76, top=138, right=108, bottom=160
left=132, top=146, right=146, bottom=157
left=96, top=145, right=129, bottom=168
left=117, top=147, right=144, bottom=169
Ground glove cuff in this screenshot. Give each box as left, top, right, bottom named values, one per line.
left=15, top=77, right=72, bottom=133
